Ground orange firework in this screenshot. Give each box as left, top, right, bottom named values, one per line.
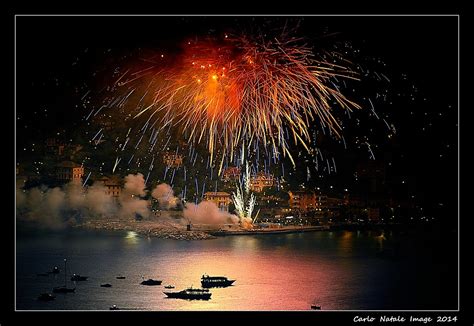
left=131, top=34, right=361, bottom=171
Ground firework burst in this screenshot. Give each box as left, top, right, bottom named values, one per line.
left=125, top=33, right=361, bottom=172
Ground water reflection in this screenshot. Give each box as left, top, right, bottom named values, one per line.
left=124, top=231, right=139, bottom=245
left=16, top=230, right=457, bottom=310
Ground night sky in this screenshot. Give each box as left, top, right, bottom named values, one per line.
left=15, top=16, right=458, bottom=220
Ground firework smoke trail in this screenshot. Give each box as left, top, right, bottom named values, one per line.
left=111, top=32, right=361, bottom=171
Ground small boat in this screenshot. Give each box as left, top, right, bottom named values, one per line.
left=311, top=305, right=321, bottom=310
left=100, top=283, right=112, bottom=287
left=201, top=274, right=235, bottom=288
left=38, top=293, right=55, bottom=301
left=37, top=273, right=49, bottom=277
left=52, top=259, right=76, bottom=293
left=53, top=286, right=76, bottom=293
left=164, top=285, right=175, bottom=289
left=48, top=266, right=60, bottom=274
left=164, top=287, right=212, bottom=300
left=116, top=276, right=126, bottom=279
left=140, top=278, right=162, bottom=286
left=109, top=305, right=120, bottom=310
left=71, top=274, right=88, bottom=281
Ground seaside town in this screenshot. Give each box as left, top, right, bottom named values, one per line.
left=16, top=134, right=439, bottom=240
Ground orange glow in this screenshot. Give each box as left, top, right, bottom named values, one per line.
left=128, top=35, right=360, bottom=166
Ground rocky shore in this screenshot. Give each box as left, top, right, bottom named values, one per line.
left=74, top=219, right=216, bottom=240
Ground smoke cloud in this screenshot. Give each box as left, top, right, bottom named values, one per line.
left=123, top=173, right=147, bottom=196
left=152, top=183, right=179, bottom=209
left=183, top=201, right=239, bottom=225
left=16, top=173, right=239, bottom=230
left=16, top=173, right=152, bottom=229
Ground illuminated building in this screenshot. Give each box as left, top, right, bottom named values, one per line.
left=56, top=161, right=84, bottom=182
left=203, top=191, right=232, bottom=211
left=250, top=172, right=274, bottom=192
left=163, top=152, right=183, bottom=168
left=98, top=176, right=122, bottom=199
left=288, top=191, right=328, bottom=212
left=221, top=166, right=240, bottom=182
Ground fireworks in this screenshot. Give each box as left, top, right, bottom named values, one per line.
left=120, top=33, right=360, bottom=171
left=232, top=162, right=255, bottom=227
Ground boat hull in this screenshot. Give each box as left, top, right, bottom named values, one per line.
left=141, top=280, right=162, bottom=286
left=53, top=287, right=76, bottom=293
left=164, top=292, right=212, bottom=300
left=201, top=280, right=235, bottom=288
left=71, top=276, right=88, bottom=281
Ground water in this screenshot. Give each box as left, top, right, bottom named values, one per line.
left=16, top=228, right=457, bottom=310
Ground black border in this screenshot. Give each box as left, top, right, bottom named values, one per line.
left=5, top=5, right=470, bottom=325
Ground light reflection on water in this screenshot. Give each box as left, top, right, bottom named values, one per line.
left=16, top=229, right=456, bottom=310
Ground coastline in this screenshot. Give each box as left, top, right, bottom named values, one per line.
left=74, top=219, right=217, bottom=240
left=73, top=218, right=332, bottom=240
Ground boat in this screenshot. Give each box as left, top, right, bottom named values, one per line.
left=201, top=274, right=235, bottom=288
left=140, top=278, right=162, bottom=286
left=71, top=274, right=88, bottom=281
left=48, top=266, right=60, bottom=274
left=52, top=259, right=76, bottom=293
left=38, top=293, right=55, bottom=301
left=100, top=283, right=112, bottom=287
left=116, top=276, right=126, bottom=279
left=311, top=305, right=321, bottom=310
left=109, top=305, right=120, bottom=310
left=37, top=273, right=49, bottom=277
left=164, top=285, right=175, bottom=289
left=164, top=287, right=212, bottom=300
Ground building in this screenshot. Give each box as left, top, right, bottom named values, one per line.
left=250, top=172, right=275, bottom=192
left=45, top=138, right=65, bottom=156
left=326, top=197, right=343, bottom=210
left=221, top=166, right=241, bottom=182
left=56, top=161, right=84, bottom=183
left=163, top=152, right=183, bottom=168
left=288, top=191, right=317, bottom=212
left=98, top=176, right=122, bottom=199
left=203, top=191, right=232, bottom=212
left=288, top=190, right=330, bottom=213
left=368, top=208, right=381, bottom=222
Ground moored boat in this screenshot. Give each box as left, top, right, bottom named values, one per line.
left=164, top=287, right=211, bottom=300
left=71, top=274, right=88, bottom=281
left=38, top=293, right=55, bottom=301
left=52, top=259, right=76, bottom=293
left=140, top=278, right=162, bottom=286
left=201, top=274, right=235, bottom=288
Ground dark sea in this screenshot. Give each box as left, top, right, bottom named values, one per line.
left=16, top=226, right=458, bottom=310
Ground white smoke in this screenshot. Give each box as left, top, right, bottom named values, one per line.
left=123, top=173, right=147, bottom=196
left=16, top=173, right=153, bottom=228
left=183, top=201, right=239, bottom=225
left=16, top=185, right=67, bottom=229
left=119, top=173, right=149, bottom=219
left=151, top=183, right=179, bottom=209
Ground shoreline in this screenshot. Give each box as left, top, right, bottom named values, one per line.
left=74, top=219, right=332, bottom=240
left=74, top=219, right=217, bottom=240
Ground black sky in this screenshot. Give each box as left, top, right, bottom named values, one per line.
left=15, top=16, right=458, bottom=215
